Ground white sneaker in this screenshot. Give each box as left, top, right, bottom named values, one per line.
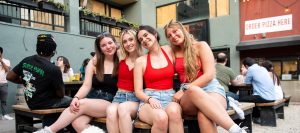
left=33, top=126, right=54, bottom=133
left=3, top=115, right=14, bottom=120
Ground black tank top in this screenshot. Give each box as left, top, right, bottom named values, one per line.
left=92, top=74, right=118, bottom=95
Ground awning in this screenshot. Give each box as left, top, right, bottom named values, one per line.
left=236, top=35, right=300, bottom=51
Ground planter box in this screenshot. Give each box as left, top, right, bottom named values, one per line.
left=7, top=0, right=38, bottom=8
left=100, top=16, right=116, bottom=26
left=116, top=22, right=130, bottom=29
left=38, top=1, right=64, bottom=14
left=79, top=11, right=100, bottom=22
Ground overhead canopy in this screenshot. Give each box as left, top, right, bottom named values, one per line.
left=236, top=35, right=300, bottom=51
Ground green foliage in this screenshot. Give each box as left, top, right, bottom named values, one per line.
left=117, top=17, right=139, bottom=29
left=46, top=0, right=68, bottom=11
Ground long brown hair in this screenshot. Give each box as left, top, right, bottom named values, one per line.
left=261, top=60, right=280, bottom=85
left=57, top=56, right=70, bottom=73
left=94, top=32, right=119, bottom=81
left=164, top=20, right=199, bottom=82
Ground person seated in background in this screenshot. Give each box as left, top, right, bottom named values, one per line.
left=6, top=34, right=72, bottom=110
left=79, top=58, right=90, bottom=81
left=239, top=57, right=276, bottom=124
left=215, top=52, right=241, bottom=100
left=56, top=56, right=74, bottom=82
left=261, top=60, right=284, bottom=100
left=235, top=64, right=247, bottom=84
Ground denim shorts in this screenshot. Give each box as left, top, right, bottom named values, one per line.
left=112, top=91, right=139, bottom=103
left=50, top=96, right=72, bottom=108
left=86, top=89, right=115, bottom=102
left=202, top=79, right=226, bottom=98
left=139, top=89, right=175, bottom=109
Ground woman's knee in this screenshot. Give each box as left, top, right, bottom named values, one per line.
left=117, top=104, right=132, bottom=118
left=71, top=118, right=82, bottom=131
left=186, top=86, right=206, bottom=97
left=166, top=103, right=182, bottom=122
left=153, top=111, right=169, bottom=129
left=106, top=104, right=118, bottom=120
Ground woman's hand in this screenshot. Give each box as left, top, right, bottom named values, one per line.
left=70, top=98, right=80, bottom=113
left=148, top=97, right=162, bottom=109
left=173, top=90, right=184, bottom=103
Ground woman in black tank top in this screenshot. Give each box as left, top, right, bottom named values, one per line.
left=35, top=32, right=119, bottom=133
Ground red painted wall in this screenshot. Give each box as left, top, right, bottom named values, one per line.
left=240, top=0, right=300, bottom=41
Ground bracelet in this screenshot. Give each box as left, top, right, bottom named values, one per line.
left=147, top=97, right=152, bottom=103
left=74, top=96, right=80, bottom=100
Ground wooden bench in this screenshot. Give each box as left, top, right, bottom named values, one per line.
left=255, top=99, right=285, bottom=127
left=284, top=95, right=291, bottom=106
left=93, top=102, right=255, bottom=133
left=12, top=105, right=65, bottom=133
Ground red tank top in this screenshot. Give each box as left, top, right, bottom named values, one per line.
left=144, top=49, right=174, bottom=90
left=117, top=60, right=134, bottom=91
left=175, top=57, right=203, bottom=83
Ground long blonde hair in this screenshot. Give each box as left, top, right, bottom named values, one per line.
left=119, top=29, right=143, bottom=59
left=164, top=20, right=199, bottom=82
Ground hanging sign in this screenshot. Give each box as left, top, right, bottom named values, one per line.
left=245, top=14, right=292, bottom=35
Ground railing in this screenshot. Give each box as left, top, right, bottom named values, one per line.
left=80, top=18, right=121, bottom=38
left=0, top=2, right=65, bottom=32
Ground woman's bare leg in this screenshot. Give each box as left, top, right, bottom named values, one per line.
left=165, top=102, right=184, bottom=133
left=138, top=104, right=168, bottom=133
left=106, top=103, right=120, bottom=133
left=180, top=86, right=234, bottom=130
left=118, top=101, right=139, bottom=133
left=49, top=98, right=110, bottom=132
left=72, top=115, right=92, bottom=132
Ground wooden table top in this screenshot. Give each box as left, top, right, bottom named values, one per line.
left=64, top=81, right=84, bottom=85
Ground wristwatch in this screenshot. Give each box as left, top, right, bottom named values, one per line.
left=180, top=83, right=189, bottom=92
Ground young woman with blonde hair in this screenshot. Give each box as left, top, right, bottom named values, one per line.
left=164, top=20, right=247, bottom=133
left=106, top=29, right=143, bottom=133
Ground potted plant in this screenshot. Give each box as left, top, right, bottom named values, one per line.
left=38, top=0, right=66, bottom=14
left=6, top=0, right=38, bottom=8
left=79, top=8, right=100, bottom=22
left=100, top=15, right=116, bottom=26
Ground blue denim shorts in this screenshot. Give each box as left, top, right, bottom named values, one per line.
left=86, top=89, right=115, bottom=102
left=139, top=89, right=175, bottom=109
left=112, top=91, right=139, bottom=103
left=202, top=79, right=226, bottom=98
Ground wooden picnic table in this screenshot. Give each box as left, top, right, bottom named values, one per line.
left=229, top=84, right=253, bottom=99
left=64, top=81, right=83, bottom=97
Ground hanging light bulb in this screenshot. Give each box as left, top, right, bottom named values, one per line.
left=284, top=7, right=290, bottom=12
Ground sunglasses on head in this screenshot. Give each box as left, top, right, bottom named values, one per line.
left=97, top=31, right=110, bottom=38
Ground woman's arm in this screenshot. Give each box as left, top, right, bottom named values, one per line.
left=190, top=41, right=215, bottom=87
left=134, top=56, right=148, bottom=102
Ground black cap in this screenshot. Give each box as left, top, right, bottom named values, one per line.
left=36, top=34, right=57, bottom=56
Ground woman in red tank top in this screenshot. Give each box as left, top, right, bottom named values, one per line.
left=164, top=20, right=247, bottom=133
left=106, top=29, right=143, bottom=133
left=135, top=25, right=184, bottom=133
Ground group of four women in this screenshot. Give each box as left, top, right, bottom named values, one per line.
left=35, top=21, right=246, bottom=133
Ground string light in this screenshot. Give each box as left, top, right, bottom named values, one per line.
left=274, top=0, right=299, bottom=13
left=284, top=8, right=290, bottom=13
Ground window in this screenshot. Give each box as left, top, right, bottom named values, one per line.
left=183, top=20, right=209, bottom=43
left=156, top=4, right=176, bottom=28
left=268, top=58, right=299, bottom=80
left=177, top=0, right=209, bottom=21
left=0, top=2, right=65, bottom=31
left=209, top=0, right=229, bottom=18
left=156, top=0, right=229, bottom=27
